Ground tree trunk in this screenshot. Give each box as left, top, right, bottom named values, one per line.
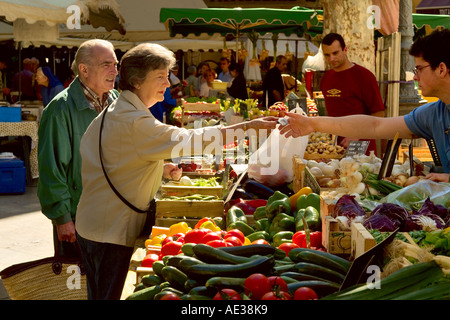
left=320, top=0, right=376, bottom=74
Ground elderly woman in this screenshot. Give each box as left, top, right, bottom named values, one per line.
left=35, top=66, right=65, bottom=106
left=75, top=43, right=277, bottom=300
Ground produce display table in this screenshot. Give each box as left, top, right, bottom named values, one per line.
left=120, top=236, right=147, bottom=300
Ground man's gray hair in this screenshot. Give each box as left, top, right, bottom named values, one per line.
left=71, top=39, right=115, bottom=76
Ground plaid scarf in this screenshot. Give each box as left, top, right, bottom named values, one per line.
left=79, top=79, right=113, bottom=114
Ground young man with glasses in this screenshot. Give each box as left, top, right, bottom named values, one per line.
left=218, top=57, right=233, bottom=83
left=280, top=29, right=450, bottom=183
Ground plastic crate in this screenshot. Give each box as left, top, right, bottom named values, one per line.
left=0, top=106, right=22, bottom=122
left=0, top=158, right=26, bottom=193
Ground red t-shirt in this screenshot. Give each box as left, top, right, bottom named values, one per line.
left=320, top=63, right=385, bottom=155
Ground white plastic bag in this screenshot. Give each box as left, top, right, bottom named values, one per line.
left=248, top=107, right=309, bottom=186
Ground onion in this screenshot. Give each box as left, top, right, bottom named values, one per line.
left=309, top=167, right=324, bottom=177
left=404, top=176, right=420, bottom=186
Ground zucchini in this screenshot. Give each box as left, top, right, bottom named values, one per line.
left=287, top=280, right=340, bottom=297
left=219, top=243, right=276, bottom=257
left=161, top=266, right=189, bottom=292
left=176, top=256, right=206, bottom=273
left=193, top=243, right=252, bottom=265
left=183, top=256, right=275, bottom=282
left=288, top=248, right=351, bottom=272
left=188, top=285, right=217, bottom=298
left=151, top=260, right=165, bottom=278
left=180, top=294, right=212, bottom=300
left=184, top=279, right=202, bottom=292
left=166, top=255, right=190, bottom=268
left=141, top=274, right=162, bottom=287
left=273, top=264, right=296, bottom=275
left=181, top=243, right=196, bottom=256
left=126, top=284, right=162, bottom=300
left=133, top=283, right=145, bottom=292
left=205, top=277, right=246, bottom=291
left=294, top=262, right=346, bottom=284
left=280, top=271, right=339, bottom=283
left=289, top=249, right=349, bottom=275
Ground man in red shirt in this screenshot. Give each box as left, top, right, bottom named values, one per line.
left=320, top=33, right=385, bottom=155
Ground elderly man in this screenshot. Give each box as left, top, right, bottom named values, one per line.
left=37, top=39, right=119, bottom=259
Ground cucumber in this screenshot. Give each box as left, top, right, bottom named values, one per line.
left=287, top=280, right=340, bottom=297
left=193, top=243, right=252, bottom=265
left=141, top=274, right=162, bottom=287
left=219, top=244, right=276, bottom=257
left=289, top=248, right=351, bottom=271
left=273, top=264, right=296, bottom=275
left=167, top=255, right=190, bottom=268
left=205, top=277, right=246, bottom=291
left=183, top=256, right=275, bottom=282
left=161, top=266, right=189, bottom=292
left=294, top=262, right=345, bottom=284
left=125, top=284, right=162, bottom=300
left=289, top=250, right=349, bottom=275
left=184, top=279, right=202, bottom=292
left=151, top=260, right=165, bottom=278
left=133, top=283, right=145, bottom=292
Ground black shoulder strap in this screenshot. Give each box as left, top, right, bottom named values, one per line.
left=98, top=107, right=147, bottom=213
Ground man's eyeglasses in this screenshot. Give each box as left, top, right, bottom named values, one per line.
left=413, top=64, right=431, bottom=76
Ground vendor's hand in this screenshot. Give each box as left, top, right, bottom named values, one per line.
left=279, top=112, right=314, bottom=138
left=163, top=163, right=183, bottom=181
left=339, top=137, right=359, bottom=148
left=56, top=221, right=77, bottom=243
left=423, top=172, right=449, bottom=183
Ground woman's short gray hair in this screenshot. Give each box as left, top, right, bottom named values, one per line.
left=118, top=43, right=176, bottom=91
left=71, top=39, right=114, bottom=76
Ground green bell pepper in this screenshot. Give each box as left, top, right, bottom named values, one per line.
left=227, top=206, right=248, bottom=228
left=253, top=206, right=267, bottom=221
left=254, top=218, right=270, bottom=233
left=296, top=193, right=320, bottom=212
left=272, top=231, right=294, bottom=247
left=228, top=220, right=255, bottom=235
left=265, top=191, right=291, bottom=221
left=295, top=206, right=321, bottom=232
left=246, top=231, right=271, bottom=242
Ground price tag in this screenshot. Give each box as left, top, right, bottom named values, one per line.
left=345, top=140, right=370, bottom=157
left=303, top=167, right=320, bottom=194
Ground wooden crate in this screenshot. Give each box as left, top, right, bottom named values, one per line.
left=155, top=199, right=224, bottom=228
left=160, top=184, right=223, bottom=198
left=322, top=216, right=376, bottom=258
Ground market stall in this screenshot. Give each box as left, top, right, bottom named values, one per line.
left=120, top=102, right=449, bottom=299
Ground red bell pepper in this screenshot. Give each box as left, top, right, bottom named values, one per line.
left=292, top=231, right=322, bottom=249
left=161, top=240, right=183, bottom=257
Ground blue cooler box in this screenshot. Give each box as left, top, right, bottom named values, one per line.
left=0, top=158, right=26, bottom=194
left=0, top=106, right=22, bottom=122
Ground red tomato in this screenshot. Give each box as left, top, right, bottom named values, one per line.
left=224, top=235, right=243, bottom=247
left=184, top=228, right=210, bottom=244
left=224, top=229, right=245, bottom=244
left=141, top=253, right=159, bottom=268
left=293, top=287, right=319, bottom=300
left=251, top=239, right=270, bottom=245
left=160, top=292, right=180, bottom=300
left=205, top=239, right=228, bottom=248
left=267, top=276, right=288, bottom=292
left=261, top=291, right=291, bottom=300
left=213, top=289, right=242, bottom=300
left=161, top=240, right=183, bottom=257
left=278, top=242, right=300, bottom=255
left=244, top=273, right=271, bottom=300
left=201, top=231, right=223, bottom=243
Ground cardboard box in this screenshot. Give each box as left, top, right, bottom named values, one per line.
left=0, top=158, right=26, bottom=193
left=0, top=106, right=21, bottom=122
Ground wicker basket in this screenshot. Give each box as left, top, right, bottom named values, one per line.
left=0, top=256, right=87, bottom=300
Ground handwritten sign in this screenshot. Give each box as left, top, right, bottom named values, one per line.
left=345, top=140, right=370, bottom=157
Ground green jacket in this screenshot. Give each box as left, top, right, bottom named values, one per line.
left=37, top=78, right=119, bottom=225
